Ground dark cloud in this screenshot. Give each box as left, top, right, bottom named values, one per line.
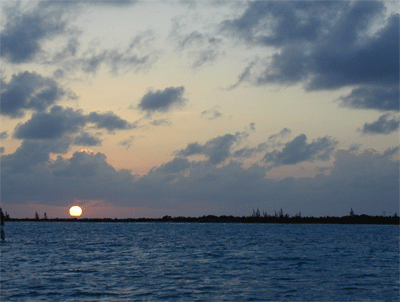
left=0, top=147, right=4, bottom=154
left=338, top=86, right=399, bottom=111
left=137, top=86, right=186, bottom=116
left=2, top=147, right=398, bottom=217
left=2, top=149, right=135, bottom=204
left=152, top=157, right=190, bottom=175
left=87, top=112, right=134, bottom=131
left=13, top=106, right=134, bottom=140
left=13, top=107, right=87, bottom=140
left=222, top=1, right=343, bottom=47
left=232, top=142, right=268, bottom=158
left=2, top=139, right=71, bottom=173
left=53, top=151, right=112, bottom=178
left=382, top=146, right=399, bottom=158
left=176, top=142, right=203, bottom=157
left=1, top=1, right=154, bottom=78
left=73, top=132, right=102, bottom=146
left=200, top=106, right=222, bottom=120
left=360, top=114, right=400, bottom=135
left=176, top=132, right=247, bottom=164
left=223, top=1, right=399, bottom=112
left=1, top=71, right=74, bottom=118
left=263, top=134, right=338, bottom=167
left=0, top=3, right=69, bottom=64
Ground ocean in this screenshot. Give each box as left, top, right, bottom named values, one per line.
left=1, top=222, right=398, bottom=301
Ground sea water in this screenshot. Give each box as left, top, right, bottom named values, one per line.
left=1, top=222, right=398, bottom=301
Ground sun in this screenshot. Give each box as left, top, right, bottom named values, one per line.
left=69, top=206, right=83, bottom=217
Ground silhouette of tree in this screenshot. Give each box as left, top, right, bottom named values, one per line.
left=350, top=208, right=354, bottom=216
left=35, top=212, right=40, bottom=220
left=252, top=208, right=261, bottom=217
left=295, top=211, right=302, bottom=218
left=43, top=212, right=48, bottom=220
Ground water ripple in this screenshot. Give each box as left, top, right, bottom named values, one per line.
left=1, top=222, right=398, bottom=301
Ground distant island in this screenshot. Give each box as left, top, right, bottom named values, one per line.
left=3, top=208, right=399, bottom=225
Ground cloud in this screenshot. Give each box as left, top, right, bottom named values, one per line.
left=227, top=59, right=258, bottom=90
left=1, top=121, right=398, bottom=217
left=48, top=31, right=158, bottom=76
left=2, top=139, right=71, bottom=173
left=1, top=1, right=155, bottom=78
left=200, top=106, right=222, bottom=120
left=0, top=132, right=9, bottom=140
left=77, top=46, right=155, bottom=75
left=0, top=2, right=69, bottom=64
left=1, top=146, right=398, bottom=217
left=268, top=128, right=291, bottom=142
left=263, top=134, right=338, bottom=167
left=151, top=157, right=190, bottom=175
left=150, top=118, right=171, bottom=126
left=2, top=149, right=135, bottom=204
left=360, top=114, right=400, bottom=135
left=0, top=147, right=4, bottom=154
left=137, top=86, right=186, bottom=116
left=53, top=151, right=113, bottom=178
left=77, top=0, right=139, bottom=7
left=338, top=86, right=399, bottom=111
left=13, top=106, right=134, bottom=141
left=232, top=142, right=269, bottom=158
left=222, top=1, right=399, bottom=112
left=176, top=131, right=247, bottom=164
left=119, top=136, right=135, bottom=149
left=1, top=71, right=75, bottom=118
left=382, top=146, right=399, bottom=158
left=87, top=112, right=134, bottom=131
left=177, top=134, right=236, bottom=164
left=73, top=132, right=102, bottom=146
left=13, top=107, right=85, bottom=140
left=169, top=20, right=224, bottom=68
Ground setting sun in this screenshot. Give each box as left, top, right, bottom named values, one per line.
left=69, top=206, right=83, bottom=217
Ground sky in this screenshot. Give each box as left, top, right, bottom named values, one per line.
left=1, top=0, right=399, bottom=219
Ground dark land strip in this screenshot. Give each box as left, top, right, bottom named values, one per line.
left=4, top=214, right=399, bottom=225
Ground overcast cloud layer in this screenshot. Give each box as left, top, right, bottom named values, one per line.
left=1, top=0, right=398, bottom=218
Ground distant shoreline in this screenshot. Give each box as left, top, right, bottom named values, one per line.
left=5, top=214, right=399, bottom=225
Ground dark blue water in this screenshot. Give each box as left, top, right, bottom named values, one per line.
left=1, top=222, right=398, bottom=301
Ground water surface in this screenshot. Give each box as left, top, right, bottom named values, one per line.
left=1, top=222, right=398, bottom=301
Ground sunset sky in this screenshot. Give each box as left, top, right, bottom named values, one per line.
left=1, top=0, right=399, bottom=219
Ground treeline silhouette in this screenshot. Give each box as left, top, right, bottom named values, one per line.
left=3, top=208, right=399, bottom=225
